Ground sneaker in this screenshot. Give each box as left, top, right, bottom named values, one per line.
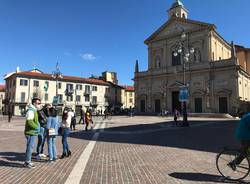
left=24, top=162, right=35, bottom=169
left=228, top=161, right=236, bottom=171
left=39, top=153, right=47, bottom=158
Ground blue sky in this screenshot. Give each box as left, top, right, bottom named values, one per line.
left=0, top=0, right=249, bottom=85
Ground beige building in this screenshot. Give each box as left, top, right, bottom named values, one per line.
left=134, top=0, right=250, bottom=115
left=101, top=71, right=135, bottom=110
left=121, top=86, right=135, bottom=109
left=0, top=85, right=5, bottom=114
left=4, top=69, right=111, bottom=116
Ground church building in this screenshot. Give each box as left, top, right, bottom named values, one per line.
left=134, top=0, right=250, bottom=115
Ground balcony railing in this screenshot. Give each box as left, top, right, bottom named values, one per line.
left=84, top=90, right=91, bottom=96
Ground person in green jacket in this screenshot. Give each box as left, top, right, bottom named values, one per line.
left=24, top=97, right=41, bottom=168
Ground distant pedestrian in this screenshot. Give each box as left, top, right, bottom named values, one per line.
left=60, top=107, right=73, bottom=159
left=46, top=107, right=59, bottom=162
left=8, top=107, right=12, bottom=122
left=173, top=108, right=179, bottom=126
left=78, top=108, right=85, bottom=124
left=70, top=110, right=76, bottom=131
left=23, top=97, right=41, bottom=168
left=85, top=109, right=92, bottom=131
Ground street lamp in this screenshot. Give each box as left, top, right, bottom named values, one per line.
left=173, top=30, right=194, bottom=127
left=52, top=62, right=63, bottom=105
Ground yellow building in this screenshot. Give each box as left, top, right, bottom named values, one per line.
left=134, top=0, right=250, bottom=115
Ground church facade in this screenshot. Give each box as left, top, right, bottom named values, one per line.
left=134, top=0, right=250, bottom=115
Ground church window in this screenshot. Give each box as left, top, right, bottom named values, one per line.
left=172, top=51, right=181, bottom=66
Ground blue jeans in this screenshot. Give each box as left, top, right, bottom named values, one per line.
left=25, top=135, right=36, bottom=163
left=47, top=136, right=57, bottom=160
left=62, top=128, right=70, bottom=154
left=36, top=127, right=46, bottom=154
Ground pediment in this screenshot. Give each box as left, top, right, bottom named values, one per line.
left=156, top=21, right=200, bottom=39
left=145, top=17, right=215, bottom=44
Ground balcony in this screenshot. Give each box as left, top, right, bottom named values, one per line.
left=84, top=90, right=91, bottom=96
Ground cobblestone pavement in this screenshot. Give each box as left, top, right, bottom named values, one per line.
left=0, top=116, right=248, bottom=184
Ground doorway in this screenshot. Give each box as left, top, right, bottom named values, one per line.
left=155, top=99, right=161, bottom=113
left=194, top=98, right=202, bottom=113
left=140, top=100, right=145, bottom=113
left=219, top=97, right=228, bottom=113
left=172, top=91, right=181, bottom=112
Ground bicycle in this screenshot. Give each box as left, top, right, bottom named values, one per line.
left=216, top=147, right=250, bottom=181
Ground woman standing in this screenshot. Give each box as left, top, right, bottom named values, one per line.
left=60, top=107, right=73, bottom=158
left=46, top=107, right=59, bottom=161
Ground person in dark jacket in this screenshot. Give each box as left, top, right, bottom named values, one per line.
left=36, top=104, right=51, bottom=160
left=70, top=109, right=76, bottom=131
left=78, top=108, right=85, bottom=124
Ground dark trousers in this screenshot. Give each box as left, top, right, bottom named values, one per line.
left=79, top=117, right=84, bottom=124
left=234, top=140, right=250, bottom=165
left=70, top=123, right=76, bottom=131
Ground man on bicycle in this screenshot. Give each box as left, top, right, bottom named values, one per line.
left=230, top=112, right=250, bottom=170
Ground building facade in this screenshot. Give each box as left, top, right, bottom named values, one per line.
left=0, top=85, right=5, bottom=114
left=4, top=69, right=111, bottom=116
left=134, top=0, right=250, bottom=115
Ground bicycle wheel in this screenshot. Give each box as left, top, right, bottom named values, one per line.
left=216, top=148, right=250, bottom=181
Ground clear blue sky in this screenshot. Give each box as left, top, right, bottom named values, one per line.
left=0, top=0, right=249, bottom=85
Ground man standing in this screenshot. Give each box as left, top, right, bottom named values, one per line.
left=24, top=97, right=41, bottom=168
left=36, top=104, right=50, bottom=160
left=78, top=108, right=85, bottom=124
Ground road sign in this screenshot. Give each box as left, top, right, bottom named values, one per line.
left=179, top=87, right=189, bottom=102
left=52, top=96, right=59, bottom=106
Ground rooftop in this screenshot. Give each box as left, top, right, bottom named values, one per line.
left=6, top=71, right=110, bottom=86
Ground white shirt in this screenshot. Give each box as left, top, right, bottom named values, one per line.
left=61, top=111, right=74, bottom=128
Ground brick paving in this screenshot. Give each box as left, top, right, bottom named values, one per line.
left=0, top=116, right=249, bottom=184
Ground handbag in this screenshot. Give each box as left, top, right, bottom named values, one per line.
left=48, top=128, right=56, bottom=136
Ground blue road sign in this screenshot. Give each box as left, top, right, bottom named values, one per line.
left=179, top=87, right=189, bottom=102
left=52, top=96, right=59, bottom=106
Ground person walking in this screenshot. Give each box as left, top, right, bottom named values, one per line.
left=23, top=97, right=41, bottom=168
left=46, top=107, right=59, bottom=162
left=60, top=107, right=73, bottom=159
left=173, top=108, right=179, bottom=127
left=70, top=110, right=76, bottom=131
left=8, top=107, right=12, bottom=122
left=36, top=104, right=50, bottom=160
left=85, top=109, right=92, bottom=131
left=78, top=108, right=85, bottom=124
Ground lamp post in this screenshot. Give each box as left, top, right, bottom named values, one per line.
left=52, top=62, right=63, bottom=106
left=173, top=31, right=194, bottom=127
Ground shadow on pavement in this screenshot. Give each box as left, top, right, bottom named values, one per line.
left=69, top=120, right=240, bottom=154
left=0, top=152, right=25, bottom=168
left=169, top=172, right=248, bottom=183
